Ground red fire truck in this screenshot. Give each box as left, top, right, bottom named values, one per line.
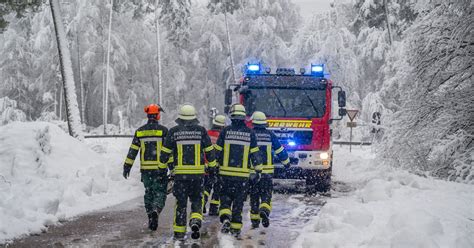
left=224, top=63, right=347, bottom=192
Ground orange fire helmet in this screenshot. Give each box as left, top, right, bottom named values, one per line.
left=144, top=104, right=162, bottom=120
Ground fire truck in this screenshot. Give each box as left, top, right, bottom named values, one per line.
left=224, top=63, right=347, bottom=192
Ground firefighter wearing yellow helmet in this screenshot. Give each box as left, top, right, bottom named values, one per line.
left=214, top=104, right=263, bottom=237
left=249, top=111, right=290, bottom=229
left=122, top=104, right=171, bottom=231
left=158, top=104, right=217, bottom=241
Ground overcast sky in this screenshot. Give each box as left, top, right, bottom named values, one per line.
left=293, top=0, right=332, bottom=18
left=194, top=0, right=332, bottom=19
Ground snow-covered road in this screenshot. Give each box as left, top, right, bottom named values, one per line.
left=1, top=122, right=473, bottom=247
left=5, top=193, right=327, bottom=247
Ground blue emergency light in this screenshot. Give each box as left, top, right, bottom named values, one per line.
left=311, top=64, right=324, bottom=77
left=246, top=63, right=261, bottom=74
left=288, top=140, right=296, bottom=146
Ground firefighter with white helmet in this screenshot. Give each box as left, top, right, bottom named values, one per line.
left=158, top=104, right=217, bottom=240
left=249, top=111, right=290, bottom=229
left=203, top=114, right=226, bottom=216
left=214, top=104, right=263, bottom=237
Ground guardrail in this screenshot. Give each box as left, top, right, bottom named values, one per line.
left=84, top=135, right=134, bottom=139
left=84, top=135, right=372, bottom=146
left=333, top=141, right=372, bottom=146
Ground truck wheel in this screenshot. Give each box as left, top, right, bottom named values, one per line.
left=315, top=175, right=331, bottom=193
left=305, top=176, right=317, bottom=195
left=306, top=165, right=332, bottom=194
left=317, top=163, right=333, bottom=193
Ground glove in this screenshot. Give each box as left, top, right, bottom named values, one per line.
left=168, top=170, right=175, bottom=181
left=249, top=172, right=261, bottom=184
left=283, top=161, right=291, bottom=169
left=123, top=165, right=131, bottom=179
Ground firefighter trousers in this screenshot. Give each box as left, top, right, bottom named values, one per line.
left=249, top=177, right=273, bottom=224
left=172, top=178, right=203, bottom=234
left=203, top=174, right=221, bottom=209
left=141, top=171, right=168, bottom=215
left=219, top=178, right=248, bottom=232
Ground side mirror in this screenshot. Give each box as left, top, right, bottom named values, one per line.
left=225, top=89, right=233, bottom=105
left=339, top=108, right=347, bottom=117
left=338, top=91, right=346, bottom=108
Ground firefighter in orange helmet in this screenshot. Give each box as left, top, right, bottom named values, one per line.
left=123, top=104, right=172, bottom=231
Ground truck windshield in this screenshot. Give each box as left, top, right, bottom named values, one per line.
left=244, top=88, right=326, bottom=118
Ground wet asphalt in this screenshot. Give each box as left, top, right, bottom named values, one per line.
left=1, top=182, right=352, bottom=248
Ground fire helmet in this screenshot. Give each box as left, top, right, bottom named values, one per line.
left=229, top=104, right=246, bottom=120
left=144, top=104, right=162, bottom=120
left=178, top=104, right=197, bottom=120
left=251, top=111, right=267, bottom=125
left=212, top=114, right=226, bottom=127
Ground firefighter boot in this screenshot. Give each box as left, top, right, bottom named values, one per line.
left=221, top=219, right=231, bottom=234
left=230, top=228, right=241, bottom=238
left=260, top=211, right=270, bottom=228
left=190, top=219, right=201, bottom=239
left=251, top=220, right=260, bottom=229
left=147, top=213, right=153, bottom=230
left=208, top=204, right=219, bottom=216
left=149, top=211, right=158, bottom=231
left=174, top=232, right=185, bottom=241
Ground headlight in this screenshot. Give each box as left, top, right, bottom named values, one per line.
left=319, top=152, right=329, bottom=160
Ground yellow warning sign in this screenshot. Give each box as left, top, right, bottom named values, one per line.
left=267, top=120, right=312, bottom=128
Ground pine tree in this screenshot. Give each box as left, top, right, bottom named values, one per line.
left=159, top=0, right=191, bottom=48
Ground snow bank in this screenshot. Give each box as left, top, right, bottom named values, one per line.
left=293, top=146, right=474, bottom=248
left=0, top=122, right=142, bottom=243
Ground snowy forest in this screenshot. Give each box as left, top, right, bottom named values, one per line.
left=0, top=0, right=472, bottom=185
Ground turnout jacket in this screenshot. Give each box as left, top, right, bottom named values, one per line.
left=159, top=119, right=216, bottom=180
left=124, top=119, right=172, bottom=171
left=251, top=125, right=290, bottom=177
left=215, top=120, right=263, bottom=180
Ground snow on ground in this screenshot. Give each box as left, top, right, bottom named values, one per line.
left=293, top=146, right=474, bottom=248
left=0, top=122, right=142, bottom=243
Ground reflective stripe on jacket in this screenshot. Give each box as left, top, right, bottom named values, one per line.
left=159, top=119, right=216, bottom=179
left=215, top=120, right=262, bottom=179
left=251, top=126, right=289, bottom=175
left=124, top=119, right=171, bottom=171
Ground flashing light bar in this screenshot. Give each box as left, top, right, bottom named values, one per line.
left=288, top=140, right=297, bottom=146
left=311, top=64, right=324, bottom=77
left=246, top=63, right=261, bottom=74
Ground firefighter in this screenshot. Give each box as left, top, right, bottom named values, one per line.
left=203, top=114, right=226, bottom=216
left=215, top=104, right=263, bottom=237
left=249, top=111, right=290, bottom=229
left=158, top=104, right=217, bottom=240
left=122, top=104, right=171, bottom=231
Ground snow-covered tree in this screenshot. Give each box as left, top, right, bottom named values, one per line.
left=159, top=0, right=191, bottom=48
left=0, top=97, right=26, bottom=125
left=49, top=0, right=83, bottom=139
left=379, top=1, right=473, bottom=183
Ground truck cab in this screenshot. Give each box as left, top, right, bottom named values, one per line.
left=225, top=63, right=346, bottom=192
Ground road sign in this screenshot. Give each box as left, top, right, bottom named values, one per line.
left=347, top=122, right=357, bottom=128
left=347, top=109, right=359, bottom=121
left=346, top=109, right=359, bottom=153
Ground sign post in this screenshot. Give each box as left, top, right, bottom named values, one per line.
left=346, top=109, right=359, bottom=152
